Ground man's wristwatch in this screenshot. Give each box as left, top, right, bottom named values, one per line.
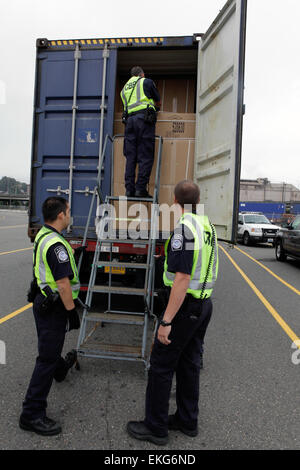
left=159, top=319, right=172, bottom=327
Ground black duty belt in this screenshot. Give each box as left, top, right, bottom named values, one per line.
left=185, top=293, right=207, bottom=302
left=127, top=110, right=147, bottom=117
left=164, top=286, right=207, bottom=303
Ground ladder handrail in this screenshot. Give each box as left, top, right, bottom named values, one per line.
left=143, top=136, right=163, bottom=301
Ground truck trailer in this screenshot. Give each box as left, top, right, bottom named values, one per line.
left=28, top=0, right=247, bottom=365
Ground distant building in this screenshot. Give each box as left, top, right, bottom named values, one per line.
left=240, top=178, right=300, bottom=202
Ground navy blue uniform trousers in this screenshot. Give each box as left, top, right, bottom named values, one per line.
left=123, top=113, right=155, bottom=193
left=145, top=296, right=212, bottom=437
left=21, top=294, right=69, bottom=420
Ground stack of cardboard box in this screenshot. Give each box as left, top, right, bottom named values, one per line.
left=112, top=77, right=196, bottom=231
left=115, top=78, right=196, bottom=114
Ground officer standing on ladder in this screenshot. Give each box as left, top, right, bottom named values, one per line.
left=121, top=66, right=161, bottom=198
left=127, top=180, right=219, bottom=445
left=19, top=197, right=81, bottom=436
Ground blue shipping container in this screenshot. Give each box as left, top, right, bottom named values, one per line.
left=29, top=46, right=118, bottom=239
left=28, top=36, right=198, bottom=241
left=239, top=202, right=285, bottom=218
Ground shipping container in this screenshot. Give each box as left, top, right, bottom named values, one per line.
left=28, top=0, right=247, bottom=259
left=239, top=202, right=285, bottom=221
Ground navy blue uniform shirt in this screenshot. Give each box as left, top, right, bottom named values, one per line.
left=44, top=224, right=74, bottom=281
left=167, top=224, right=194, bottom=275
left=143, top=78, right=160, bottom=104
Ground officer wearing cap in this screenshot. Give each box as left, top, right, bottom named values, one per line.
left=19, top=197, right=81, bottom=436
left=121, top=66, right=161, bottom=198
left=127, top=180, right=219, bottom=445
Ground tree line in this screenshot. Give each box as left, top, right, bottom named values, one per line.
left=0, top=177, right=28, bottom=195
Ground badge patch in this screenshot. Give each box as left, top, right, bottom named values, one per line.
left=171, top=234, right=183, bottom=251
left=54, top=246, right=69, bottom=263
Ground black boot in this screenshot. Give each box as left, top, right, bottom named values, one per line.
left=168, top=414, right=198, bottom=437
left=135, top=190, right=153, bottom=199
left=19, top=415, right=62, bottom=436
left=127, top=421, right=168, bottom=445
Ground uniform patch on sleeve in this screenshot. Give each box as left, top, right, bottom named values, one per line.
left=54, top=246, right=69, bottom=263
left=171, top=234, right=183, bottom=251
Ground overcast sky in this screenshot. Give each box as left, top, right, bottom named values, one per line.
left=0, top=0, right=299, bottom=188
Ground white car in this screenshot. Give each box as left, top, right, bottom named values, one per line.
left=237, top=212, right=281, bottom=246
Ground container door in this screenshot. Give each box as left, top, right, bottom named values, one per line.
left=195, top=0, right=247, bottom=242
left=31, top=46, right=117, bottom=238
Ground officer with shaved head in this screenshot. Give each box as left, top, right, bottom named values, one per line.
left=127, top=180, right=219, bottom=445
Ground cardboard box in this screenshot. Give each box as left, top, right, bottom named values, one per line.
left=113, top=112, right=196, bottom=139
left=114, top=77, right=196, bottom=114
left=156, top=78, right=196, bottom=113
left=111, top=137, right=195, bottom=232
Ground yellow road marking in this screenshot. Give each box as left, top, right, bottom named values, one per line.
left=0, top=304, right=32, bottom=325
left=220, top=245, right=300, bottom=347
left=0, top=225, right=27, bottom=229
left=0, top=247, right=33, bottom=256
left=234, top=245, right=300, bottom=296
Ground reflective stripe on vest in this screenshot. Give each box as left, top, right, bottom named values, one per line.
left=34, top=226, right=80, bottom=299
left=121, top=77, right=155, bottom=114
left=163, top=213, right=218, bottom=298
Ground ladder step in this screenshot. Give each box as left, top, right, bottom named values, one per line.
left=85, top=312, right=144, bottom=325
left=79, top=342, right=142, bottom=358
left=91, top=285, right=146, bottom=295
left=95, top=261, right=148, bottom=269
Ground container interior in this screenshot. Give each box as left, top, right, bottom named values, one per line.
left=112, top=46, right=199, bottom=233
left=114, top=47, right=198, bottom=114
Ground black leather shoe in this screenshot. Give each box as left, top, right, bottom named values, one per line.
left=126, top=191, right=135, bottom=197
left=127, top=421, right=168, bottom=445
left=19, top=415, right=62, bottom=436
left=168, top=415, right=198, bottom=437
left=134, top=190, right=153, bottom=199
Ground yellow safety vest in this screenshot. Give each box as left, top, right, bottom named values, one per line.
left=34, top=226, right=80, bottom=299
left=121, top=76, right=156, bottom=114
left=163, top=213, right=218, bottom=299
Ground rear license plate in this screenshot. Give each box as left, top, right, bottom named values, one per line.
left=104, top=266, right=126, bottom=275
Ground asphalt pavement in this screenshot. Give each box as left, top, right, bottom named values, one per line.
left=0, top=210, right=299, bottom=450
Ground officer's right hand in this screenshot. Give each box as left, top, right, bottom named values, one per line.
left=66, top=307, right=80, bottom=331
left=157, top=325, right=171, bottom=345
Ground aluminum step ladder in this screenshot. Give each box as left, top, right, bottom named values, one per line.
left=76, top=134, right=163, bottom=368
